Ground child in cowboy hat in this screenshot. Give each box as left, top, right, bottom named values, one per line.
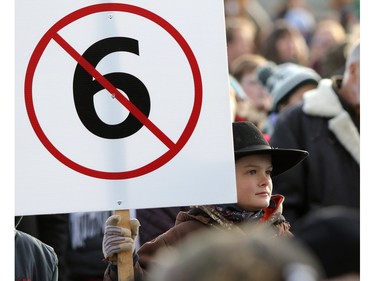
left=102, top=121, right=309, bottom=281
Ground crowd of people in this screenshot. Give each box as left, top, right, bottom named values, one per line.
left=15, top=1, right=360, bottom=281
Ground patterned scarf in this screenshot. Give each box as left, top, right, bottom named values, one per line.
left=214, top=204, right=263, bottom=222
left=196, top=204, right=263, bottom=233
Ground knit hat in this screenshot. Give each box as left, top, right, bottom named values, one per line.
left=257, top=62, right=321, bottom=112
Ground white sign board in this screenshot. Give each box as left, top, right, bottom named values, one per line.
left=15, top=0, right=236, bottom=215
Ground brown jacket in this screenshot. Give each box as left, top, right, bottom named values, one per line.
left=104, top=195, right=292, bottom=281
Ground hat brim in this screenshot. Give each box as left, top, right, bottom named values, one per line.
left=235, top=147, right=308, bottom=177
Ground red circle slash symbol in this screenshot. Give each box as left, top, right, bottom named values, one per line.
left=24, top=3, right=202, bottom=180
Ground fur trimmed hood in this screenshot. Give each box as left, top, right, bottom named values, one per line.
left=302, top=79, right=360, bottom=164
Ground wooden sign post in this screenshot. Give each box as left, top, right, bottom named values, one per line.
left=115, top=209, right=134, bottom=281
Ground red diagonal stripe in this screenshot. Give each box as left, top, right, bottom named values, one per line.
left=52, top=32, right=175, bottom=148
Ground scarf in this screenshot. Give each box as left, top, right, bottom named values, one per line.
left=213, top=204, right=263, bottom=222
left=196, top=204, right=263, bottom=233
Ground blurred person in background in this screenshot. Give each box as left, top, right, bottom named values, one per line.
left=257, top=61, right=321, bottom=134
left=318, top=21, right=359, bottom=78
left=148, top=223, right=324, bottom=281
left=293, top=206, right=360, bottom=280
left=15, top=216, right=59, bottom=281
left=273, top=0, right=316, bottom=42
left=225, top=16, right=257, bottom=71
left=224, top=0, right=274, bottom=53
left=230, top=53, right=272, bottom=136
left=269, top=40, right=359, bottom=224
left=16, top=214, right=69, bottom=281
left=261, top=19, right=310, bottom=67
left=308, top=18, right=347, bottom=76
left=328, top=0, right=359, bottom=33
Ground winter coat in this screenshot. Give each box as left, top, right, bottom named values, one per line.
left=15, top=230, right=59, bottom=281
left=270, top=77, right=360, bottom=224
left=16, top=214, right=69, bottom=281
left=103, top=195, right=292, bottom=281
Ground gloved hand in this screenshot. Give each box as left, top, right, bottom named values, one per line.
left=102, top=215, right=140, bottom=265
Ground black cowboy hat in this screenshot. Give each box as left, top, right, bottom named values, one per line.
left=233, top=121, right=308, bottom=177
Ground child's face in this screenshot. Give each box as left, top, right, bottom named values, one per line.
left=235, top=154, right=273, bottom=211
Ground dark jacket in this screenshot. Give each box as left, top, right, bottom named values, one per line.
left=16, top=214, right=69, bottom=281
left=15, top=230, right=59, bottom=281
left=104, top=195, right=292, bottom=281
left=270, top=78, right=360, bottom=224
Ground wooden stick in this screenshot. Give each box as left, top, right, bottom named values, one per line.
left=115, top=209, right=134, bottom=281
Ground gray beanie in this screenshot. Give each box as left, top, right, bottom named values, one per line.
left=258, top=62, right=321, bottom=112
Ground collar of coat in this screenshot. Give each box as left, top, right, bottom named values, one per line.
left=302, top=78, right=360, bottom=164
left=188, top=195, right=286, bottom=232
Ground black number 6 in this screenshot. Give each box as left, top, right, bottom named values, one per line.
left=73, top=37, right=151, bottom=139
